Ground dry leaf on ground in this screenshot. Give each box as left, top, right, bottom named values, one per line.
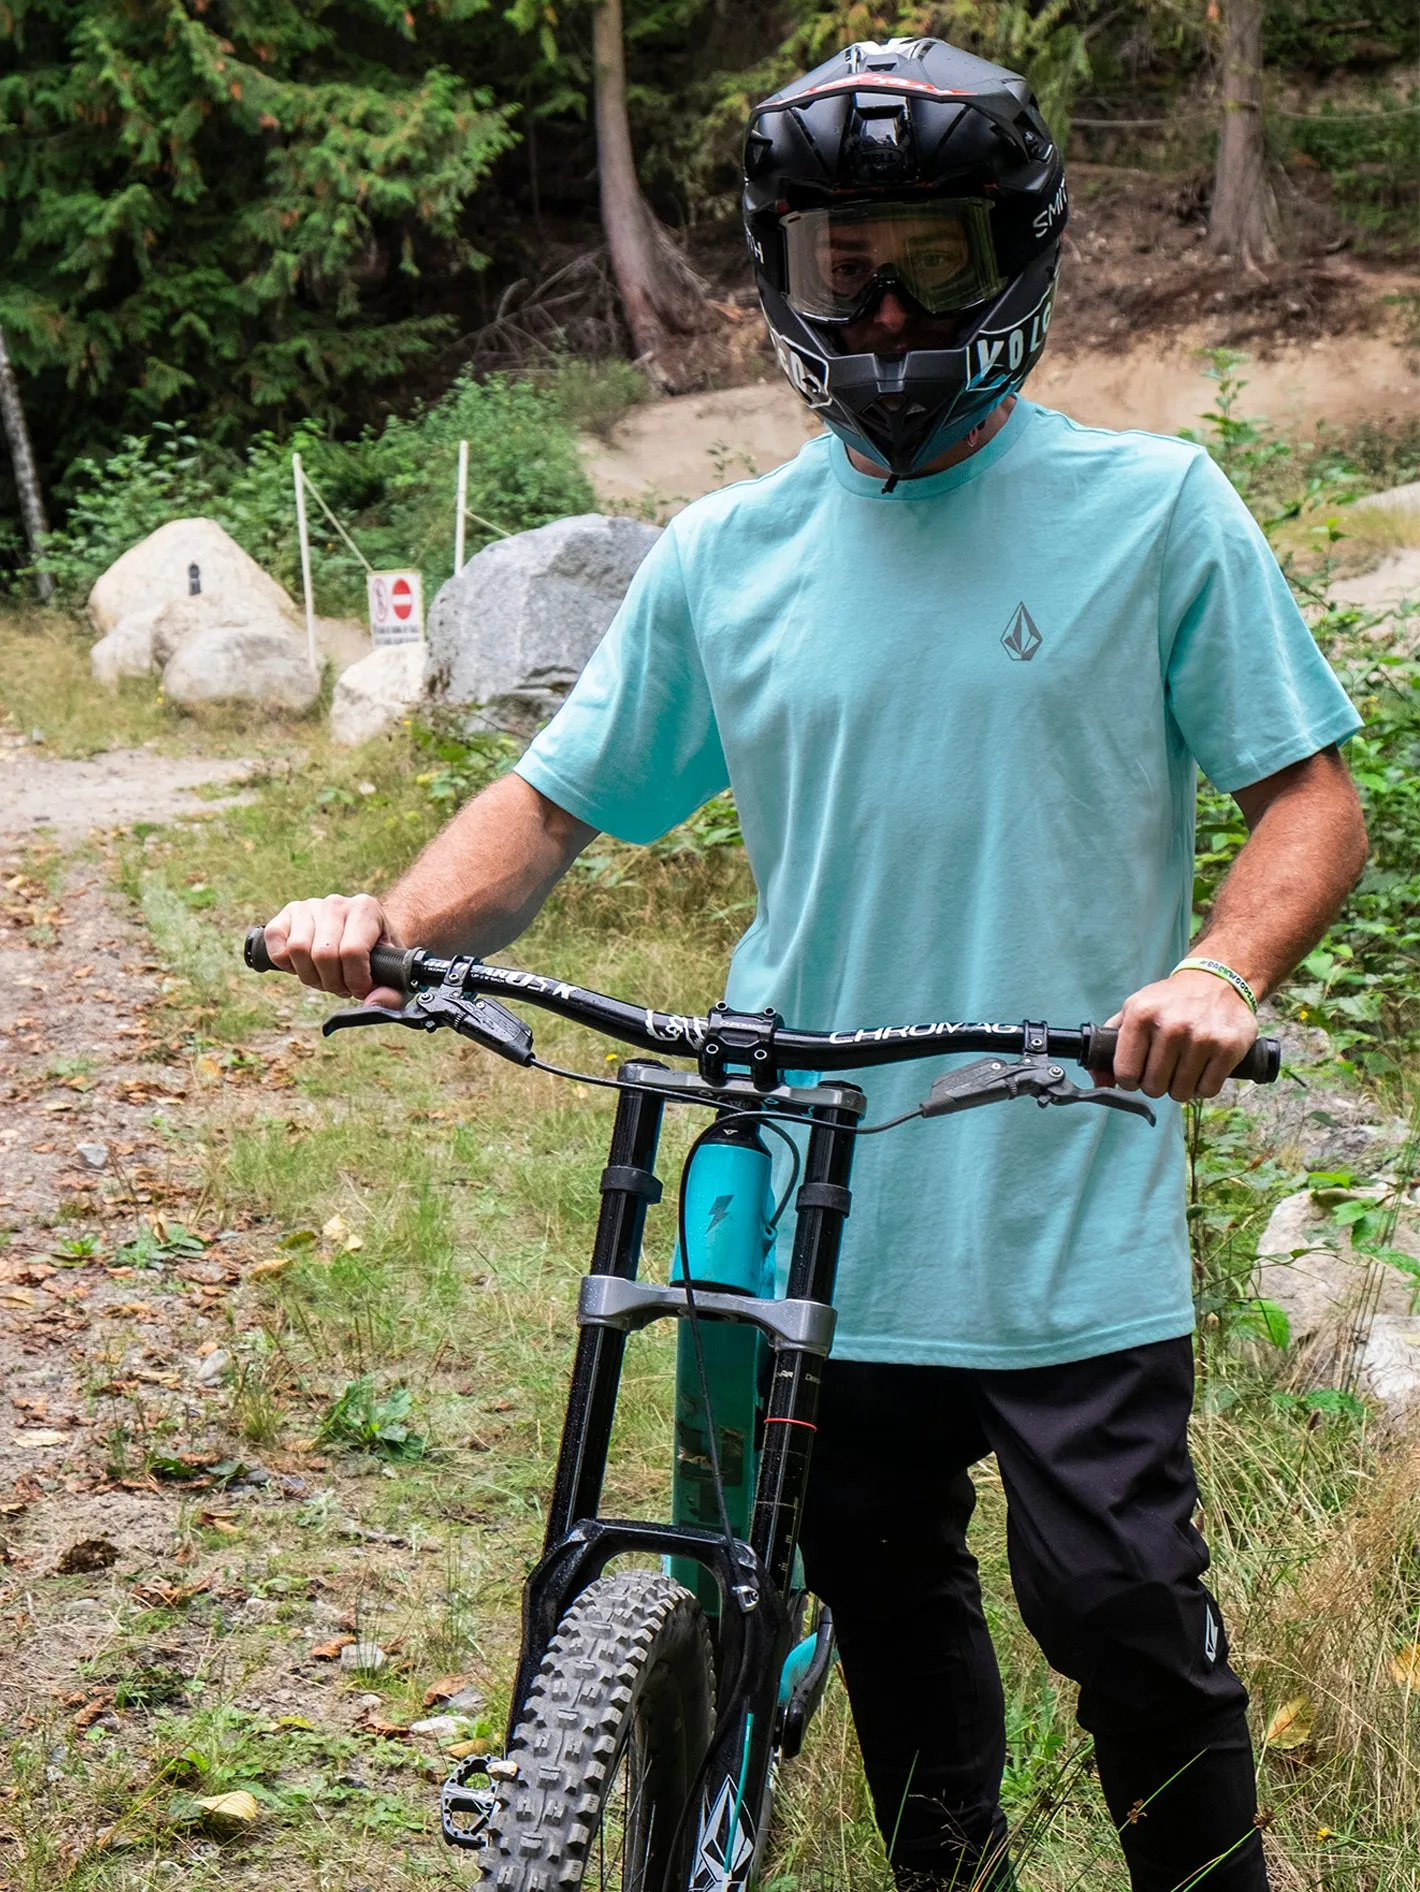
left=1264, top=1696, right=1314, bottom=1751
left=195, top=1790, right=260, bottom=1833
left=247, top=1257, right=295, bottom=1281
left=447, top=1737, right=490, bottom=1760
left=423, top=1671, right=480, bottom=1708
left=56, top=1536, right=119, bottom=1574
left=132, top=1574, right=210, bottom=1609
left=1390, top=1643, right=1420, bottom=1686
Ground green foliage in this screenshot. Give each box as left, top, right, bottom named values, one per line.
left=1178, top=350, right=1301, bottom=513
left=1265, top=0, right=1420, bottom=71
left=0, top=0, right=516, bottom=487
left=318, top=1375, right=428, bottom=1460
left=1282, top=95, right=1420, bottom=246
left=40, top=370, right=594, bottom=613
left=35, top=426, right=217, bottom=597
left=116, top=1221, right=209, bottom=1271
left=413, top=722, right=521, bottom=807
left=544, top=355, right=652, bottom=441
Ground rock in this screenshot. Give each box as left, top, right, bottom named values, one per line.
left=1352, top=478, right=1420, bottom=518
left=195, top=1349, right=231, bottom=1386
left=408, top=1715, right=462, bottom=1740
left=90, top=611, right=158, bottom=688
left=239, top=1597, right=283, bottom=1624
left=1256, top=1190, right=1420, bottom=1415
left=88, top=518, right=298, bottom=637
left=150, top=593, right=258, bottom=666
left=330, top=642, right=427, bottom=746
left=75, top=1142, right=109, bottom=1171
left=162, top=624, right=320, bottom=715
left=438, top=1686, right=486, bottom=1714
left=314, top=615, right=373, bottom=674
left=427, top=513, right=661, bottom=720
left=340, top=1641, right=388, bottom=1673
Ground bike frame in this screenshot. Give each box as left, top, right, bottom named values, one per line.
left=239, top=925, right=1277, bottom=1886
left=510, top=1061, right=864, bottom=1891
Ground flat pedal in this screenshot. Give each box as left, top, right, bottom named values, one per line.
left=440, top=1753, right=517, bottom=1850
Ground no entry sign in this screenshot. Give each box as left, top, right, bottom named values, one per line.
left=367, top=570, right=424, bottom=646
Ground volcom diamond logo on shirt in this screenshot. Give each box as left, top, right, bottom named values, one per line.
left=1001, top=602, right=1043, bottom=661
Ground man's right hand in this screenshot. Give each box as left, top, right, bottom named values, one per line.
left=263, top=896, right=407, bottom=1007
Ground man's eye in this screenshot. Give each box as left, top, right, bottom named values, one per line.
left=828, top=258, right=873, bottom=288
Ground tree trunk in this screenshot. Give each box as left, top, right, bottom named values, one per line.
left=592, top=0, right=706, bottom=383
left=1210, top=0, right=1279, bottom=269
left=0, top=328, right=54, bottom=602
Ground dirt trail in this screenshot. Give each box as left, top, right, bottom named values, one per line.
left=584, top=329, right=1419, bottom=511
left=0, top=772, right=439, bottom=1846
left=0, top=738, right=256, bottom=841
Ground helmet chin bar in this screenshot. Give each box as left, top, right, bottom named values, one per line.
left=813, top=342, right=1004, bottom=478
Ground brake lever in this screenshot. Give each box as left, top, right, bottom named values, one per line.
left=324, top=1004, right=440, bottom=1037
left=322, top=988, right=535, bottom=1067
left=922, top=1056, right=1155, bottom=1127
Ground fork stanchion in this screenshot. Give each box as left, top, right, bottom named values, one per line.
left=752, top=1093, right=862, bottom=1599
left=541, top=1065, right=668, bottom=1555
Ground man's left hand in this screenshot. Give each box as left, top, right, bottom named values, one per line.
left=1104, top=970, right=1259, bottom=1102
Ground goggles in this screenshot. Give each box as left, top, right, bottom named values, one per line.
left=781, top=199, right=1004, bottom=324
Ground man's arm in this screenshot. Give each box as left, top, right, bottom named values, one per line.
left=263, top=773, right=597, bottom=1004
left=1109, top=745, right=1367, bottom=1100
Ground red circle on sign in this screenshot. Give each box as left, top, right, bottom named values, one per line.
left=392, top=577, right=413, bottom=621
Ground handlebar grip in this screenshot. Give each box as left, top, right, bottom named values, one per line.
left=1083, top=1026, right=1280, bottom=1085
left=369, top=941, right=418, bottom=994
left=243, top=925, right=275, bottom=972
left=241, top=925, right=418, bottom=997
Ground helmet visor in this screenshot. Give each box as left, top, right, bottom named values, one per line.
left=781, top=200, right=1004, bottom=324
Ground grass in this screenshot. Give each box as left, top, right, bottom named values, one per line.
left=5, top=610, right=1420, bottom=1888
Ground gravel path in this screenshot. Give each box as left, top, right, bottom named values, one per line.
left=0, top=733, right=256, bottom=839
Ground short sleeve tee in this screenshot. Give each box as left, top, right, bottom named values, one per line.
left=516, top=401, right=1361, bottom=1369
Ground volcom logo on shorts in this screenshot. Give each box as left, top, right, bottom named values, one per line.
left=1001, top=602, right=1043, bottom=662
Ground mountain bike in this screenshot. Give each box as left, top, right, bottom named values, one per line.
left=243, top=927, right=1278, bottom=1892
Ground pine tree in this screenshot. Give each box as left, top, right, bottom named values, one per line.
left=0, top=1, right=516, bottom=479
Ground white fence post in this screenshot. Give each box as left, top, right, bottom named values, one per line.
left=454, top=439, right=469, bottom=575
left=292, top=452, right=318, bottom=676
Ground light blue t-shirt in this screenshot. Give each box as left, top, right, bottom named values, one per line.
left=516, top=400, right=1360, bottom=1369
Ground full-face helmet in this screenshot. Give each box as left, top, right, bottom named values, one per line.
left=743, top=37, right=1068, bottom=479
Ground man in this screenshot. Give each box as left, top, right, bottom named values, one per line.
left=264, top=36, right=1367, bottom=1892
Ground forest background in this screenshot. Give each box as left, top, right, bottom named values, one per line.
left=1, top=0, right=1417, bottom=586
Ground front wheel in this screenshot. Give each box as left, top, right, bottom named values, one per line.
left=481, top=1572, right=715, bottom=1892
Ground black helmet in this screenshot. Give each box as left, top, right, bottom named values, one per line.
left=743, top=37, right=1067, bottom=479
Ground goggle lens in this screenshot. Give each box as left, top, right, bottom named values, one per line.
left=782, top=201, right=1004, bottom=323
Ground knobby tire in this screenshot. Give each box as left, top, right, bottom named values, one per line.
left=481, top=1572, right=715, bottom=1892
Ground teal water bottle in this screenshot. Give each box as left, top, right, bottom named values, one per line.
left=669, top=1119, right=777, bottom=1616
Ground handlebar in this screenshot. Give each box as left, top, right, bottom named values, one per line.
left=243, top=926, right=1281, bottom=1085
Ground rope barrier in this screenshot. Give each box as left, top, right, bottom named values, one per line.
left=464, top=506, right=513, bottom=540
left=1074, top=104, right=1420, bottom=129
left=298, top=465, right=375, bottom=573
